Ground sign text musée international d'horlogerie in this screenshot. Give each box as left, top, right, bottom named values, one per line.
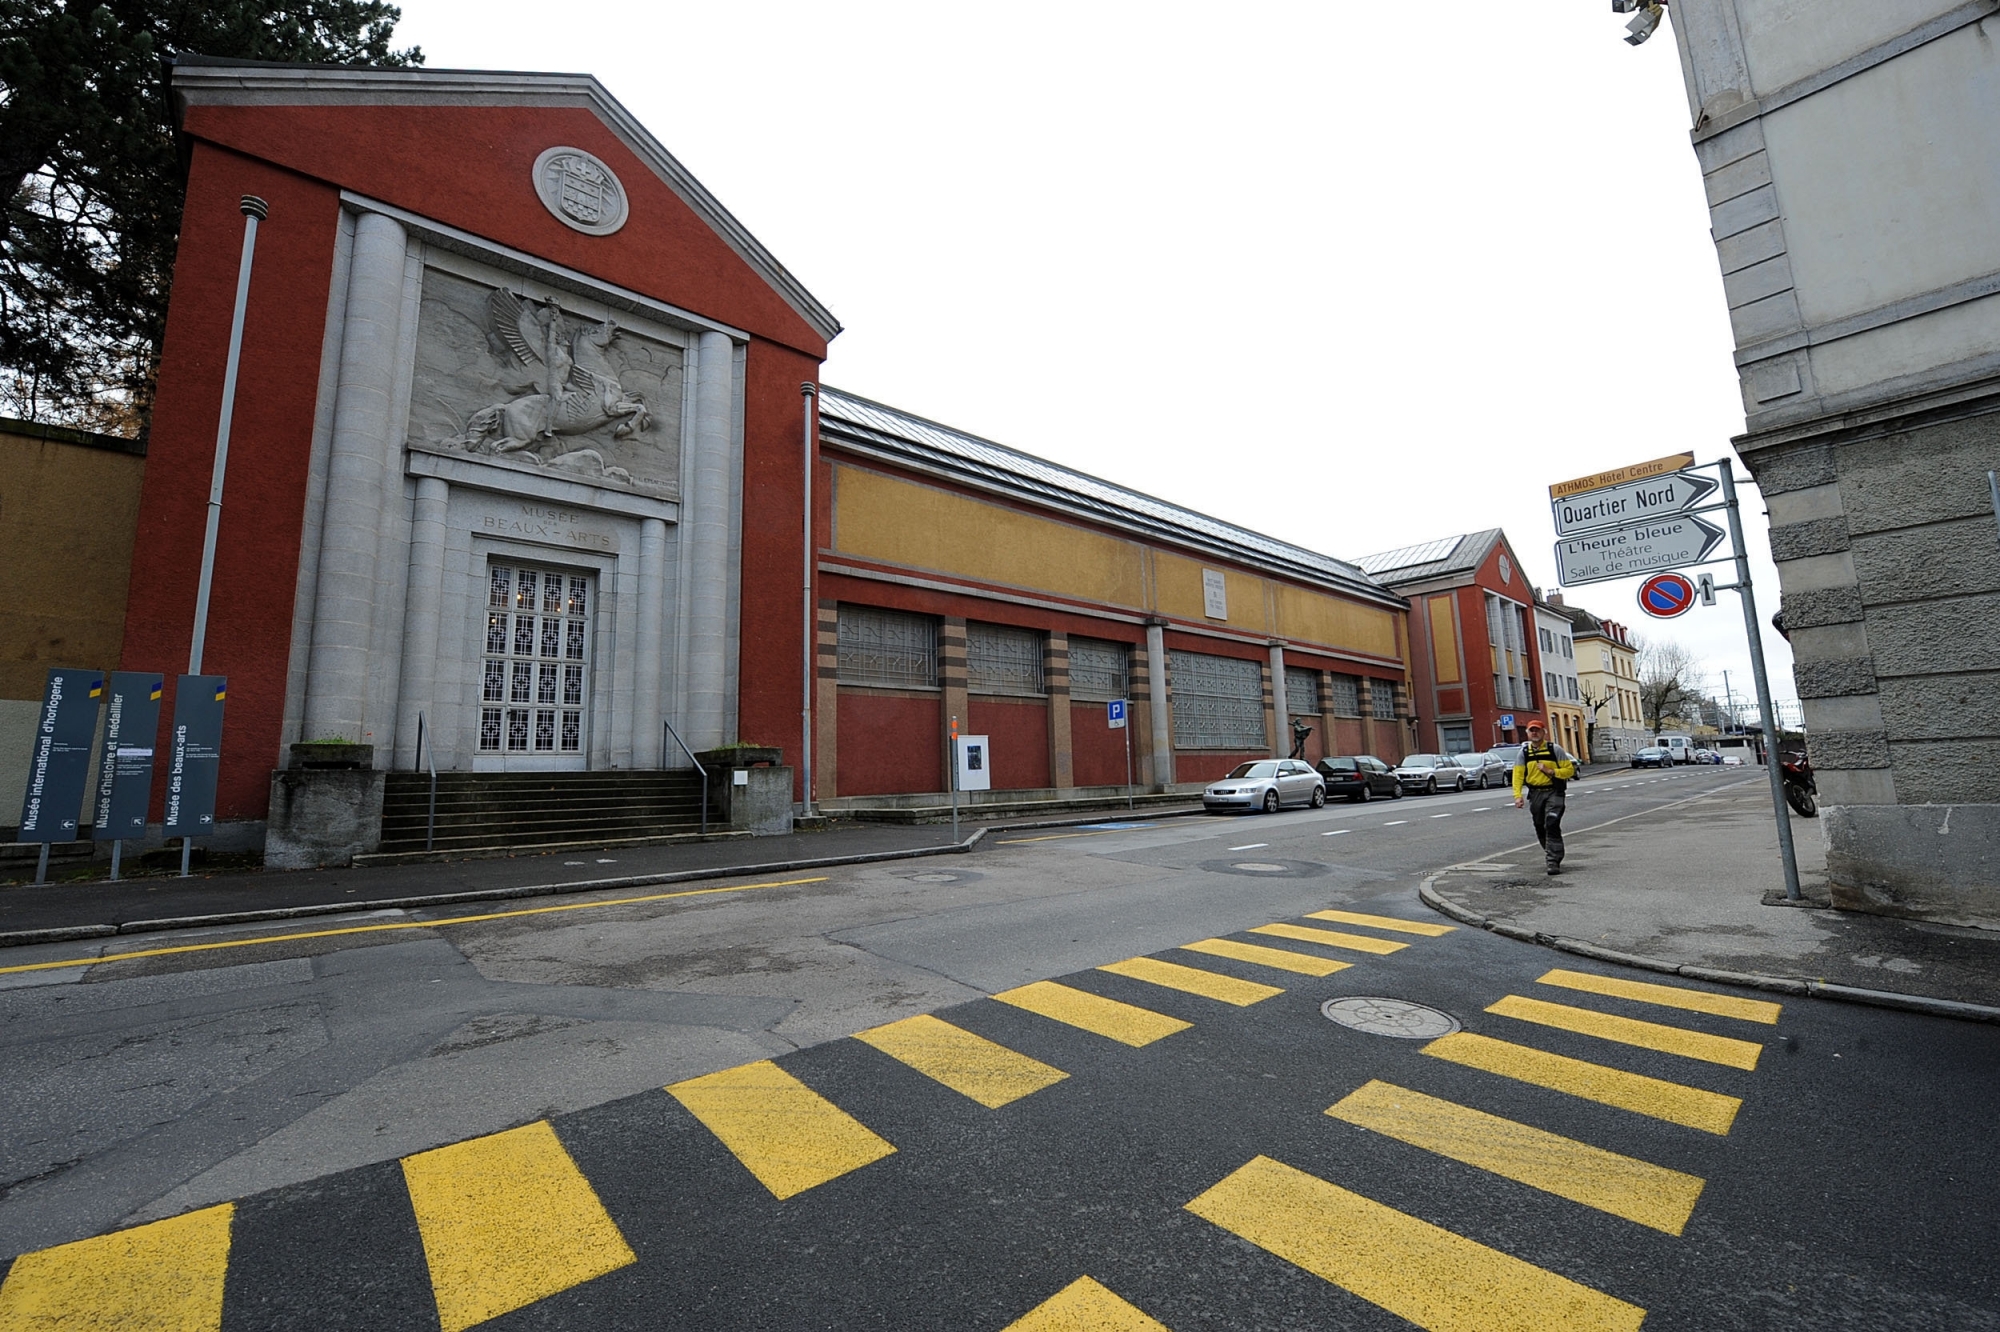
left=164, top=675, right=228, bottom=837
left=1549, top=452, right=1729, bottom=587
left=15, top=668, right=104, bottom=843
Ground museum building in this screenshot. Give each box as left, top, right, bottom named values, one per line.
left=4, top=58, right=1421, bottom=862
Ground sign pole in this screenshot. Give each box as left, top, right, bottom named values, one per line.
left=1718, top=465, right=1803, bottom=901
left=949, top=714, right=960, bottom=844
left=1123, top=708, right=1134, bottom=810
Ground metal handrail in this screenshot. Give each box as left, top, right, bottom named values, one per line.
left=415, top=711, right=438, bottom=852
left=663, top=719, right=708, bottom=835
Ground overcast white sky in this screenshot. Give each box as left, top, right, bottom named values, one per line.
left=395, top=1, right=1797, bottom=713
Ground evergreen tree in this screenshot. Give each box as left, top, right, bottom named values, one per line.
left=0, top=0, right=421, bottom=433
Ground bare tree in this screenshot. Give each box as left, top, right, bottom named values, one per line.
left=1635, top=637, right=1704, bottom=733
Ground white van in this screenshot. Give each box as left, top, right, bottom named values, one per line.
left=1655, top=734, right=1694, bottom=765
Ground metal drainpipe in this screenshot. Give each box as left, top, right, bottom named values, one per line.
left=800, top=382, right=818, bottom=818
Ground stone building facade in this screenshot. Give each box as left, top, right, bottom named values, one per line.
left=1665, top=3, right=2000, bottom=923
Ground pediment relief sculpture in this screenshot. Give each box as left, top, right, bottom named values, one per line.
left=408, top=268, right=684, bottom=497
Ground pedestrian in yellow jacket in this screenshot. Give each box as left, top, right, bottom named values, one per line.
left=1512, top=720, right=1578, bottom=875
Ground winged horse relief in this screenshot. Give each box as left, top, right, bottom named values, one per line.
left=450, top=289, right=652, bottom=484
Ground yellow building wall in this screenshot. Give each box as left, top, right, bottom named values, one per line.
left=833, top=462, right=1403, bottom=661
left=1427, top=596, right=1460, bottom=684
left=834, top=464, right=1146, bottom=608
left=0, top=424, right=145, bottom=700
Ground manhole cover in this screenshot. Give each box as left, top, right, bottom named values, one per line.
left=1232, top=862, right=1289, bottom=872
left=907, top=873, right=958, bottom=883
left=1320, top=997, right=1461, bottom=1039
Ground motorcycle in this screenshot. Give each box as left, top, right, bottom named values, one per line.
left=1780, top=750, right=1817, bottom=818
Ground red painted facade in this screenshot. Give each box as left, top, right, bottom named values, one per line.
left=1070, top=704, right=1133, bottom=788
left=1398, top=535, right=1547, bottom=754
left=966, top=697, right=1050, bottom=792
left=835, top=691, right=940, bottom=796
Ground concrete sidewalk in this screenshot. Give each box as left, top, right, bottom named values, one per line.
left=1422, top=776, right=2000, bottom=1020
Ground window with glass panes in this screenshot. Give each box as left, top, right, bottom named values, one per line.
left=1068, top=637, right=1130, bottom=702
left=1169, top=650, right=1265, bottom=749
left=837, top=606, right=937, bottom=688
left=1285, top=666, right=1319, bottom=719
left=1329, top=674, right=1361, bottom=717
left=480, top=562, right=590, bottom=754
left=967, top=622, right=1045, bottom=694
left=1371, top=679, right=1399, bottom=720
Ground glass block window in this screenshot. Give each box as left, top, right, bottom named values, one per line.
left=1371, top=679, right=1399, bottom=720
left=838, top=606, right=937, bottom=688
left=1169, top=651, right=1266, bottom=750
left=1069, top=637, right=1130, bottom=702
left=479, top=562, right=589, bottom=755
left=1285, top=666, right=1320, bottom=718
left=967, top=622, right=1045, bottom=694
left=1329, top=674, right=1361, bottom=717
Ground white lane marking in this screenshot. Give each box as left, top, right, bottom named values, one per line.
left=1229, top=843, right=1269, bottom=851
left=1430, top=813, right=1452, bottom=819
left=1472, top=807, right=1492, bottom=812
left=1322, top=829, right=1351, bottom=836
left=1383, top=820, right=1409, bottom=826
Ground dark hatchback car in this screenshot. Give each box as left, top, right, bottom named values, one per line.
left=1631, top=747, right=1672, bottom=769
left=1314, top=755, right=1403, bottom=803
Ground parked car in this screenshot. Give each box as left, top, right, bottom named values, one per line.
left=1203, top=759, right=1325, bottom=814
left=1692, top=748, right=1720, bottom=764
left=1720, top=754, right=1745, bottom=766
left=1631, top=747, right=1672, bottom=769
left=1315, top=755, right=1403, bottom=803
left=1451, top=751, right=1512, bottom=789
left=1655, top=733, right=1695, bottom=764
left=1391, top=753, right=1468, bottom=794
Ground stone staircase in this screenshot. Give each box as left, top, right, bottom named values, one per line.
left=370, top=770, right=713, bottom=861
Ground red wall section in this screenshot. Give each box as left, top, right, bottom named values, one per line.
left=737, top=344, right=817, bottom=796
left=1175, top=752, right=1269, bottom=785
left=1071, top=704, right=1133, bottom=788
left=967, top=697, right=1049, bottom=791
left=836, top=690, right=940, bottom=796
left=1332, top=720, right=1368, bottom=757
left=185, top=104, right=827, bottom=359
left=121, top=145, right=342, bottom=823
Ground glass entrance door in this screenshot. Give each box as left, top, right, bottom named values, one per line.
left=479, top=561, right=591, bottom=769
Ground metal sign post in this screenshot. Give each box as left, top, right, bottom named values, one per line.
left=1109, top=699, right=1133, bottom=809
left=1717, top=466, right=1804, bottom=902
left=948, top=714, right=959, bottom=844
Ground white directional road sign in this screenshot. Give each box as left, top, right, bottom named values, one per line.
left=1555, top=513, right=1727, bottom=586
left=1550, top=468, right=1719, bottom=537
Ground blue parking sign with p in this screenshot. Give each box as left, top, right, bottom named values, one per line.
left=1107, top=699, right=1127, bottom=729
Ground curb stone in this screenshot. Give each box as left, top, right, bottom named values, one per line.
left=0, top=828, right=991, bottom=951
left=1419, top=875, right=2000, bottom=1026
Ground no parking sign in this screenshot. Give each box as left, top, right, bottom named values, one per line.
left=1638, top=572, right=1697, bottom=618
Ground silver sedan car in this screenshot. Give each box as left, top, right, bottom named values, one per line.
left=1203, top=759, right=1326, bottom=814
left=1391, top=753, right=1469, bottom=794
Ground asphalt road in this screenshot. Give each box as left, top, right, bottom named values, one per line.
left=3, top=766, right=1996, bottom=1329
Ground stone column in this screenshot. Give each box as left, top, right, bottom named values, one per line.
left=1047, top=631, right=1073, bottom=789
left=1145, top=619, right=1173, bottom=790
left=1318, top=669, right=1338, bottom=761
left=815, top=600, right=839, bottom=799
left=633, top=517, right=669, bottom=768
left=939, top=617, right=968, bottom=794
left=1267, top=644, right=1288, bottom=758
left=304, top=210, right=408, bottom=749
left=1358, top=677, right=1380, bottom=757
left=392, top=475, right=448, bottom=769
left=685, top=330, right=735, bottom=750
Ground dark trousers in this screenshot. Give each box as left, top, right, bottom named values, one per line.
left=1529, top=787, right=1566, bottom=868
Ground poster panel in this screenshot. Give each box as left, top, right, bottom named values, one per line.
left=164, top=675, right=227, bottom=839
left=94, top=672, right=165, bottom=840
left=16, top=668, right=103, bottom=843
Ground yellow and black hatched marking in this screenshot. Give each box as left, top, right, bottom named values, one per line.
left=0, top=905, right=1461, bottom=1330
left=1184, top=966, right=1780, bottom=1332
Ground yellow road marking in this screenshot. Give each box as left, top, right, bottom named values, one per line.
left=1305, top=909, right=1455, bottom=937
left=854, top=1014, right=1068, bottom=1108
left=1488, top=995, right=1763, bottom=1070
left=993, top=981, right=1191, bottom=1046
left=0, top=875, right=830, bottom=976
left=996, top=829, right=1128, bottom=844
left=1328, top=1080, right=1706, bottom=1235
left=1180, top=937, right=1352, bottom=977
left=1537, top=968, right=1782, bottom=1024
left=1186, top=1156, right=1645, bottom=1332
left=1098, top=956, right=1283, bottom=1006
left=400, top=1121, right=635, bottom=1332
left=0, top=1203, right=232, bottom=1332
left=667, top=1060, right=896, bottom=1199
left=1423, top=1031, right=1741, bottom=1135
left=1249, top=922, right=1407, bottom=955
left=1002, top=1275, right=1172, bottom=1330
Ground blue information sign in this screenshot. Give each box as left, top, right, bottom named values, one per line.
left=1500, top=713, right=1516, bottom=729
left=164, top=675, right=227, bottom=838
left=16, top=668, right=103, bottom=843
left=94, top=672, right=165, bottom=840
left=1106, top=699, right=1127, bottom=729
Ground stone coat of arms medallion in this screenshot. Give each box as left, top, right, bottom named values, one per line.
left=532, top=145, right=629, bottom=236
